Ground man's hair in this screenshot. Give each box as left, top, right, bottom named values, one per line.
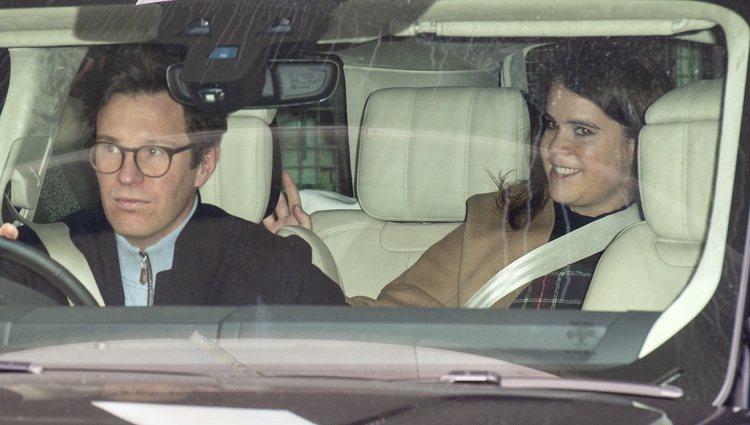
left=81, top=44, right=228, bottom=168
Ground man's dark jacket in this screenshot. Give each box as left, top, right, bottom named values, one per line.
left=2, top=203, right=346, bottom=306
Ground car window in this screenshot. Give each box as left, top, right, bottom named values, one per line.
left=275, top=80, right=353, bottom=196
left=0, top=49, right=8, bottom=117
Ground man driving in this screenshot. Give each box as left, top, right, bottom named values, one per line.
left=0, top=44, right=345, bottom=307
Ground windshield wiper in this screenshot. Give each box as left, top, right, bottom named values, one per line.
left=440, top=371, right=683, bottom=399
left=0, top=360, right=43, bottom=374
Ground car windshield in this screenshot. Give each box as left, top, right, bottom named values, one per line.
left=0, top=0, right=747, bottom=410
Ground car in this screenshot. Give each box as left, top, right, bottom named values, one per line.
left=0, top=0, right=747, bottom=423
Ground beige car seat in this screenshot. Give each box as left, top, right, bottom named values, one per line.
left=584, top=79, right=723, bottom=311
left=311, top=86, right=532, bottom=298
left=201, top=108, right=277, bottom=223
left=201, top=108, right=343, bottom=285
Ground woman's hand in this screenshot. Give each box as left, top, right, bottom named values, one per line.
left=263, top=172, right=312, bottom=233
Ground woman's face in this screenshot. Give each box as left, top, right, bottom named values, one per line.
left=540, top=82, right=636, bottom=217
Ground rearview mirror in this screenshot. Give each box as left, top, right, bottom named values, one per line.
left=166, top=56, right=341, bottom=113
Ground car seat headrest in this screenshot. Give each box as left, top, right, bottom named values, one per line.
left=356, top=86, right=531, bottom=222
left=639, top=79, right=722, bottom=246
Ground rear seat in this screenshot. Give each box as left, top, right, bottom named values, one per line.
left=311, top=86, right=531, bottom=298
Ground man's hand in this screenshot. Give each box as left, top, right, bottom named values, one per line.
left=263, top=172, right=312, bottom=234
left=0, top=223, right=18, bottom=240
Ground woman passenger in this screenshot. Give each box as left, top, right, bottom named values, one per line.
left=268, top=40, right=673, bottom=309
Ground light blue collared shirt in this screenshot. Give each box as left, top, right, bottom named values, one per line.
left=116, top=198, right=198, bottom=306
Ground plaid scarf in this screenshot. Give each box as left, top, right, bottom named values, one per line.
left=509, top=252, right=602, bottom=309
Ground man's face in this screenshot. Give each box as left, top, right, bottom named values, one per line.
left=95, top=91, right=218, bottom=249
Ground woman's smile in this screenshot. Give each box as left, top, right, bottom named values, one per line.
left=540, top=82, right=636, bottom=217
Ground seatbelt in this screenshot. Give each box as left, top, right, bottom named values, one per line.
left=24, top=221, right=104, bottom=306
left=463, top=204, right=641, bottom=308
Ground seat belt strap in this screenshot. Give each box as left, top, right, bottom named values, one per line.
left=25, top=221, right=104, bottom=306
left=463, top=204, right=641, bottom=308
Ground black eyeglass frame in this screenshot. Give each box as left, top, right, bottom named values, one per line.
left=88, top=141, right=198, bottom=178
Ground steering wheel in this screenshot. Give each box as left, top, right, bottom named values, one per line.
left=0, top=237, right=98, bottom=306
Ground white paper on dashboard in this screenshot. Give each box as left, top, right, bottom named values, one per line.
left=92, top=401, right=317, bottom=425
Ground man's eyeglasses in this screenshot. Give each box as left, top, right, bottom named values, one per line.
left=88, top=141, right=197, bottom=178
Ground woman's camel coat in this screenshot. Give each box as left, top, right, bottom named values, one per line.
left=348, top=192, right=555, bottom=308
